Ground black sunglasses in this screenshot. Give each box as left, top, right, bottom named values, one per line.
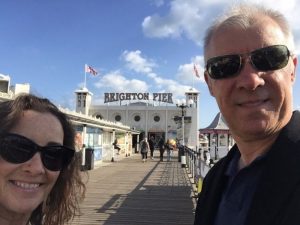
left=206, top=45, right=291, bottom=79
left=0, top=133, right=75, bottom=171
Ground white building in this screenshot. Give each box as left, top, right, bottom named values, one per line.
left=75, top=87, right=200, bottom=150
left=0, top=73, right=30, bottom=101
left=199, top=112, right=235, bottom=160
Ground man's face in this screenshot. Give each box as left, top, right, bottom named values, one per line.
left=205, top=17, right=297, bottom=141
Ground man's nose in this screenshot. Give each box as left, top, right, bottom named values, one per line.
left=236, top=58, right=265, bottom=90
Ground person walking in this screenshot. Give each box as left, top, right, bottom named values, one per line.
left=113, top=138, right=121, bottom=155
left=165, top=139, right=174, bottom=162
left=158, top=136, right=165, bottom=161
left=194, top=3, right=300, bottom=225
left=140, top=137, right=150, bottom=163
left=148, top=136, right=155, bottom=160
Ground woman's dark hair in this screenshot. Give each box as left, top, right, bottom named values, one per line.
left=0, top=94, right=86, bottom=225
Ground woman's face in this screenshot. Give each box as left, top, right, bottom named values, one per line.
left=0, top=110, right=63, bottom=219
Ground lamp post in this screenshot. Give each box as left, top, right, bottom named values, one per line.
left=111, top=129, right=115, bottom=162
left=211, top=135, right=218, bottom=160
left=176, top=99, right=194, bottom=146
left=176, top=99, right=193, bottom=168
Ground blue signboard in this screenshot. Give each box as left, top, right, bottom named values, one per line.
left=93, top=146, right=102, bottom=161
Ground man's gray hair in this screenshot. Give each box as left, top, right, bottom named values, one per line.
left=203, top=3, right=295, bottom=62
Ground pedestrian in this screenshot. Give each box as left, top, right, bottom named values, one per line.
left=140, top=137, right=150, bottom=163
left=194, top=3, right=300, bottom=225
left=113, top=138, right=121, bottom=155
left=165, top=139, right=174, bottom=162
left=158, top=136, right=165, bottom=161
left=0, top=94, right=86, bottom=225
left=74, top=132, right=84, bottom=168
left=148, top=136, right=155, bottom=160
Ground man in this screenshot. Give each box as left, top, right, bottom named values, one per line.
left=158, top=136, right=165, bottom=161
left=140, top=137, right=150, bottom=163
left=148, top=136, right=155, bottom=159
left=194, top=3, right=299, bottom=225
left=113, top=138, right=121, bottom=155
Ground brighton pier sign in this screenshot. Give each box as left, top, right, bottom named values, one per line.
left=104, top=92, right=173, bottom=104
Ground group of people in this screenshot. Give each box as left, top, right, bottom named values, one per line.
left=139, top=136, right=177, bottom=162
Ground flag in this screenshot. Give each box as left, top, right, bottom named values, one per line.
left=194, top=64, right=200, bottom=78
left=85, top=64, right=98, bottom=76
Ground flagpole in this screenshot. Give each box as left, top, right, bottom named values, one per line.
left=192, top=65, right=195, bottom=89
left=84, top=64, right=87, bottom=88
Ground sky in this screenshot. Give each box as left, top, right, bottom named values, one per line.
left=0, top=0, right=300, bottom=128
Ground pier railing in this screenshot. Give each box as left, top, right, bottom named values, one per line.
left=179, top=146, right=227, bottom=197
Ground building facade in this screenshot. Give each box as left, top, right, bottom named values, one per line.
left=75, top=88, right=200, bottom=150
left=199, top=112, right=235, bottom=160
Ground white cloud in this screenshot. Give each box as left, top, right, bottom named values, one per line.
left=121, top=50, right=199, bottom=96
left=142, top=0, right=300, bottom=49
left=121, top=50, right=156, bottom=74
left=142, top=0, right=223, bottom=45
left=94, top=70, right=149, bottom=93
left=176, top=55, right=205, bottom=83
left=151, top=0, right=165, bottom=7
left=81, top=41, right=205, bottom=107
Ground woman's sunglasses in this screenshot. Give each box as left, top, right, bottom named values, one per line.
left=0, top=133, right=75, bottom=171
left=206, top=45, right=291, bottom=79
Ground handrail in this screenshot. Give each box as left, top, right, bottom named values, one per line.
left=179, top=145, right=221, bottom=198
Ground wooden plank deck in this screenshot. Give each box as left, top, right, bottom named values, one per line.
left=68, top=152, right=196, bottom=225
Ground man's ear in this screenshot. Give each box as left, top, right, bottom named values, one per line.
left=204, top=72, right=215, bottom=96
left=291, top=55, right=297, bottom=83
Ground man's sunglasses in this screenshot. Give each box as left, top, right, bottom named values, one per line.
left=206, top=45, right=291, bottom=79
left=0, top=133, right=75, bottom=171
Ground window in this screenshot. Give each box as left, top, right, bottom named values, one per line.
left=154, top=115, right=160, bottom=122
left=96, top=114, right=102, bottom=119
left=115, top=115, right=121, bottom=121
left=134, top=115, right=141, bottom=122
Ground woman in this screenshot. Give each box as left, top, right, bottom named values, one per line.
left=140, top=137, right=149, bottom=163
left=165, top=139, right=174, bottom=162
left=0, top=94, right=86, bottom=225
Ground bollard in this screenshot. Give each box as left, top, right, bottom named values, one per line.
left=181, top=155, right=186, bottom=168
left=197, top=178, right=203, bottom=194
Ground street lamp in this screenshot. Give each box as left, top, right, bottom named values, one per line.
left=111, top=129, right=115, bottom=162
left=211, top=135, right=218, bottom=160
left=176, top=99, right=194, bottom=146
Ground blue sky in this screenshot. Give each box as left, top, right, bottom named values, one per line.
left=0, top=0, right=299, bottom=128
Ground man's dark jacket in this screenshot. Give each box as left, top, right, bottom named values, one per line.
left=194, top=111, right=300, bottom=225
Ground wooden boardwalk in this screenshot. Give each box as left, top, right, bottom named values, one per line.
left=69, top=152, right=196, bottom=225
